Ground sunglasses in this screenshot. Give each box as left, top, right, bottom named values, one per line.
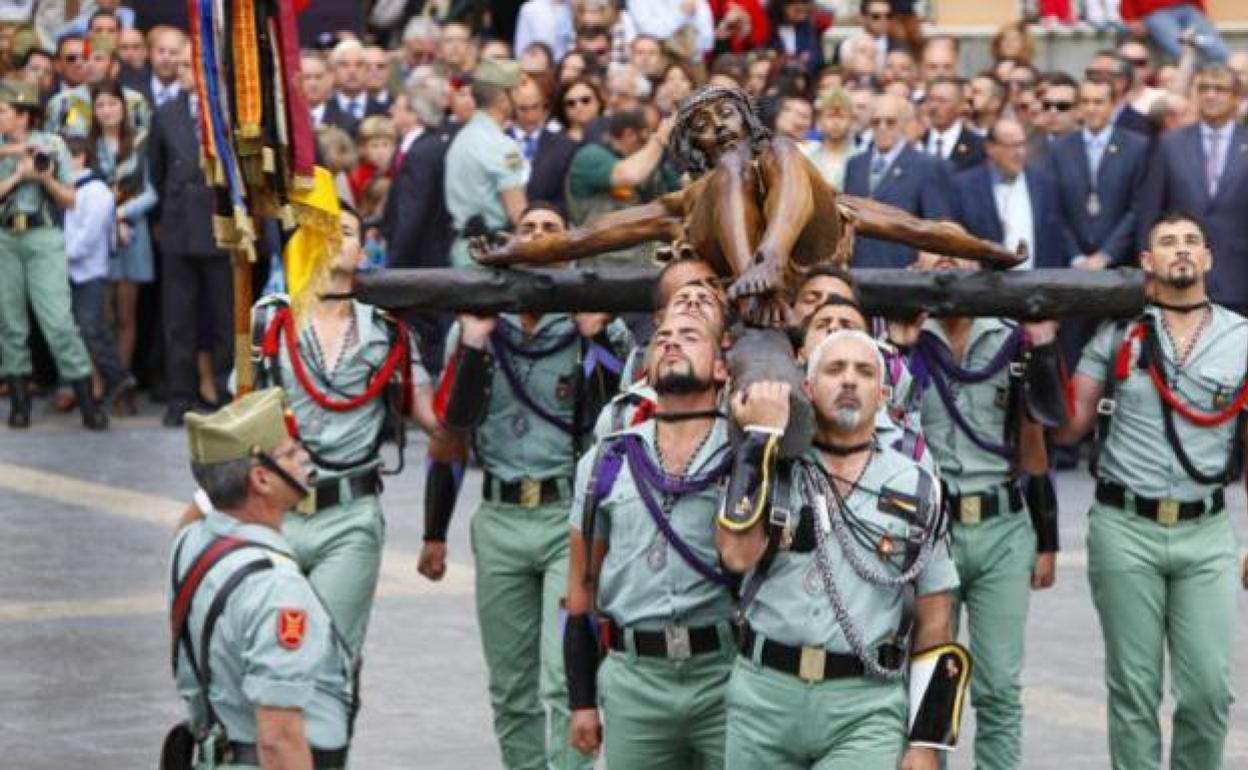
left=1126, top=57, right=1149, bottom=68
left=564, top=95, right=595, bottom=107
left=579, top=25, right=609, bottom=37
left=61, top=54, right=82, bottom=63
left=1042, top=100, right=1075, bottom=112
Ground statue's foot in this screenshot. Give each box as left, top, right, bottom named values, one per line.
left=741, top=294, right=792, bottom=328
left=727, top=256, right=784, bottom=303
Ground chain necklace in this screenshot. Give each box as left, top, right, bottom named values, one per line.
left=1160, top=304, right=1211, bottom=369
left=647, top=420, right=716, bottom=570
left=307, top=308, right=358, bottom=378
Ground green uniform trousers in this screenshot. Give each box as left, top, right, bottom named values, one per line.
left=725, top=656, right=908, bottom=769
left=950, top=509, right=1036, bottom=770
left=1087, top=502, right=1237, bottom=770
left=283, top=494, right=384, bottom=658
left=0, top=226, right=91, bottom=379
left=598, top=634, right=734, bottom=770
left=470, top=499, right=592, bottom=770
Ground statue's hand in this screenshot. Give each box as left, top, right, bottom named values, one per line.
left=469, top=231, right=516, bottom=266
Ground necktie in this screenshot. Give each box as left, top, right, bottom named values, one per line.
left=355, top=97, right=365, bottom=119
left=933, top=136, right=943, bottom=158
left=1207, top=129, right=1225, bottom=198
left=522, top=132, right=537, bottom=161
left=869, top=154, right=886, bottom=194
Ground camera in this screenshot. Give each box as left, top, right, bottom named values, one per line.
left=31, top=150, right=51, bottom=173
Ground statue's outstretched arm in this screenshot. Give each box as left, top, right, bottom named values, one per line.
left=837, top=194, right=1024, bottom=269
left=474, top=194, right=687, bottom=267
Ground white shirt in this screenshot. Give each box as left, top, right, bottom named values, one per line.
left=150, top=76, right=180, bottom=108
left=310, top=102, right=326, bottom=127
left=626, top=0, right=714, bottom=58
left=65, top=171, right=116, bottom=284
left=992, top=169, right=1035, bottom=270
left=513, top=0, right=574, bottom=61
left=926, top=121, right=963, bottom=160
left=335, top=92, right=368, bottom=120
left=400, top=126, right=424, bottom=156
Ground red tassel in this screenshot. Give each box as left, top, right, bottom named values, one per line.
left=630, top=398, right=656, bottom=425
left=1114, top=324, right=1143, bottom=382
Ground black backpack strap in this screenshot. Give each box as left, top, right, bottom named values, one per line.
left=197, top=558, right=275, bottom=694
left=1090, top=320, right=1131, bottom=478
left=736, top=458, right=795, bottom=614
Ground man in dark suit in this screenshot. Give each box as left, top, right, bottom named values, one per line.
left=302, top=52, right=358, bottom=136
left=953, top=118, right=1075, bottom=271
left=1086, top=50, right=1154, bottom=141
left=329, top=39, right=389, bottom=126
left=508, top=77, right=578, bottom=213
left=921, top=75, right=986, bottom=171
left=1027, top=73, right=1080, bottom=169
left=1050, top=78, right=1150, bottom=270
left=1140, top=63, right=1248, bottom=315
left=125, top=26, right=185, bottom=110
left=148, top=69, right=232, bottom=427
left=844, top=92, right=955, bottom=267
left=383, top=74, right=456, bottom=369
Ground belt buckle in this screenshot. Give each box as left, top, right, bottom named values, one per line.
left=12, top=212, right=26, bottom=233
left=664, top=624, right=692, bottom=661
left=1156, top=499, right=1180, bottom=526
left=798, top=646, right=826, bottom=682
left=959, top=496, right=982, bottom=525
left=519, top=478, right=542, bottom=508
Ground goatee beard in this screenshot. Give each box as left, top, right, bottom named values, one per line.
left=654, top=372, right=711, bottom=395
left=831, top=407, right=861, bottom=431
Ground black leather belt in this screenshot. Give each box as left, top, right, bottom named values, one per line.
left=315, top=470, right=381, bottom=511
left=946, top=482, right=1024, bottom=525
left=740, top=624, right=869, bottom=682
left=221, top=741, right=347, bottom=768
left=1095, top=480, right=1224, bottom=526
left=2, top=211, right=48, bottom=232
left=606, top=618, right=729, bottom=659
left=482, top=473, right=566, bottom=507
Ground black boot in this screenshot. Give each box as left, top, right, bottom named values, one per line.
left=71, top=378, right=109, bottom=431
left=7, top=377, right=30, bottom=429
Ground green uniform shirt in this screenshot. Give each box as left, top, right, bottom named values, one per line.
left=918, top=318, right=1018, bottom=495
left=444, top=111, right=529, bottom=266
left=743, top=445, right=959, bottom=652
left=43, top=84, right=152, bottom=139
left=1078, top=305, right=1248, bottom=501
left=571, top=418, right=737, bottom=630
left=0, top=129, right=72, bottom=217
left=447, top=314, right=633, bottom=482
left=169, top=508, right=353, bottom=749
left=254, top=298, right=430, bottom=484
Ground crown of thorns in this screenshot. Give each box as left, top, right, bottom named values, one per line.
left=670, top=86, right=771, bottom=177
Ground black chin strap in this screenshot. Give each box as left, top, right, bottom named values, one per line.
left=653, top=409, right=726, bottom=422
left=255, top=451, right=311, bottom=497
left=1152, top=299, right=1211, bottom=313
left=813, top=438, right=873, bottom=456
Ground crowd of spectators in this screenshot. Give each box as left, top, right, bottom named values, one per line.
left=0, top=0, right=1245, bottom=430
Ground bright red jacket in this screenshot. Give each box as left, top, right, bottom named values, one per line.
left=1119, top=0, right=1205, bottom=22
left=708, top=0, right=770, bottom=54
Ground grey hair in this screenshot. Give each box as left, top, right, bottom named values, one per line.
left=191, top=458, right=254, bottom=511
left=403, top=15, right=441, bottom=44
left=407, top=68, right=448, bottom=127
left=669, top=85, right=770, bottom=177
left=806, top=329, right=886, bottom=383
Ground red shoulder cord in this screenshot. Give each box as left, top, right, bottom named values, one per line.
left=1114, top=322, right=1248, bottom=428
left=261, top=307, right=412, bottom=413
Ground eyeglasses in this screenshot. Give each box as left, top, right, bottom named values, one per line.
left=1042, top=100, right=1075, bottom=112
left=564, top=95, right=595, bottom=107
left=871, top=116, right=899, bottom=127
left=1197, top=82, right=1233, bottom=94
left=579, top=25, right=609, bottom=37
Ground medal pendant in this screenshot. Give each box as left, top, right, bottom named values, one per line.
left=647, top=538, right=667, bottom=571
left=511, top=413, right=530, bottom=438
left=1087, top=192, right=1101, bottom=216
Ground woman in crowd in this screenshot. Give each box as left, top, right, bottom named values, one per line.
left=555, top=75, right=604, bottom=143
left=991, top=20, right=1036, bottom=66
left=766, top=0, right=822, bottom=79
left=87, top=78, right=156, bottom=412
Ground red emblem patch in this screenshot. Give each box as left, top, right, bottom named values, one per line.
left=276, top=609, right=307, bottom=650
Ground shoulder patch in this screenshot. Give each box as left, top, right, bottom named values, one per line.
left=276, top=608, right=307, bottom=650
left=504, top=151, right=523, bottom=170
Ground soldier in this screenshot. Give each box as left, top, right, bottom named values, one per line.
left=423, top=202, right=632, bottom=770
left=249, top=203, right=438, bottom=658
left=44, top=34, right=150, bottom=139
left=890, top=250, right=1064, bottom=770
left=164, top=388, right=353, bottom=770
left=564, top=312, right=737, bottom=769
left=716, top=330, right=965, bottom=770
left=444, top=57, right=529, bottom=267
left=0, top=78, right=107, bottom=430
left=1055, top=213, right=1248, bottom=770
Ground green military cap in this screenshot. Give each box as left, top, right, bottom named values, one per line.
left=474, top=56, right=522, bottom=89
left=87, top=32, right=116, bottom=57
left=0, top=77, right=38, bottom=109
left=11, top=27, right=40, bottom=60
left=186, top=388, right=293, bottom=464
